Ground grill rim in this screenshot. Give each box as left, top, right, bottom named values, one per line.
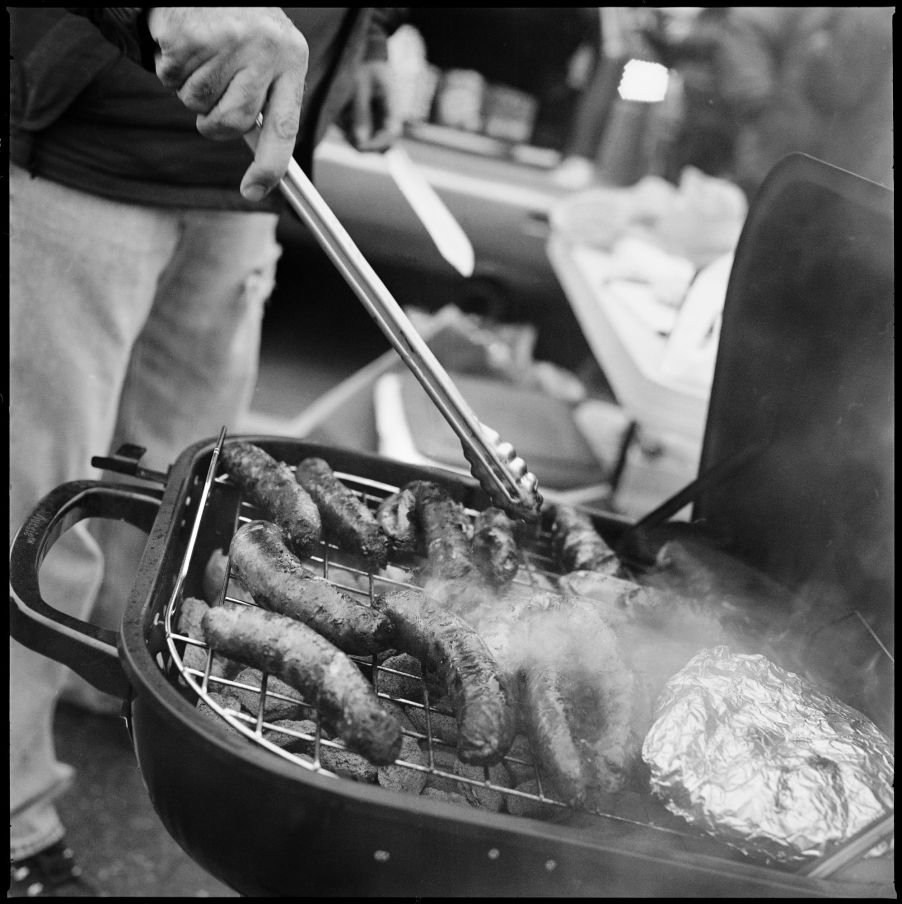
left=121, top=434, right=637, bottom=819
left=112, top=434, right=890, bottom=896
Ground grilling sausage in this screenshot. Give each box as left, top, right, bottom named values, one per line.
left=219, top=441, right=322, bottom=556
left=519, top=661, right=591, bottom=806
left=202, top=548, right=253, bottom=606
left=294, top=457, right=389, bottom=569
left=201, top=604, right=403, bottom=765
left=471, top=507, right=520, bottom=586
left=229, top=519, right=393, bottom=654
left=517, top=607, right=646, bottom=805
left=176, top=596, right=240, bottom=679
left=547, top=503, right=620, bottom=575
left=374, top=588, right=517, bottom=766
left=375, top=485, right=420, bottom=558
left=410, top=481, right=477, bottom=581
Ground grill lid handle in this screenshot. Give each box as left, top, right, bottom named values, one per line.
left=9, top=480, right=162, bottom=700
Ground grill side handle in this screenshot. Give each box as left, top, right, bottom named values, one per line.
left=9, top=480, right=162, bottom=699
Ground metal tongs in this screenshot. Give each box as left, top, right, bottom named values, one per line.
left=246, top=120, right=542, bottom=521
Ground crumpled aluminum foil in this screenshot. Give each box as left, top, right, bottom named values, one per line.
left=641, top=646, right=894, bottom=866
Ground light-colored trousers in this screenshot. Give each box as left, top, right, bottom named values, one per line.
left=9, top=163, right=282, bottom=858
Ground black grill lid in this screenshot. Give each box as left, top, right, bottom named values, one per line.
left=693, top=154, right=894, bottom=628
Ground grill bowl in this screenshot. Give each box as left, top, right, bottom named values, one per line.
left=10, top=437, right=891, bottom=896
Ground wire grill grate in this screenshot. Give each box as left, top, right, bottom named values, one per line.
left=160, top=462, right=894, bottom=871
left=161, top=468, right=699, bottom=836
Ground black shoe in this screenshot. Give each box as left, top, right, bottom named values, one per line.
left=8, top=841, right=98, bottom=898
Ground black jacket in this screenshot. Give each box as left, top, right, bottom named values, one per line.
left=9, top=8, right=404, bottom=210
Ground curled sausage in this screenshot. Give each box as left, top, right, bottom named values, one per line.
left=471, top=507, right=520, bottom=586
left=547, top=503, right=619, bottom=575
left=229, top=519, right=393, bottom=654
left=201, top=604, right=403, bottom=765
left=294, top=457, right=388, bottom=570
left=519, top=661, right=590, bottom=806
left=374, top=588, right=517, bottom=766
left=202, top=548, right=253, bottom=606
left=219, top=442, right=322, bottom=556
left=375, top=485, right=420, bottom=558
left=176, top=596, right=240, bottom=679
left=410, top=480, right=477, bottom=581
left=517, top=607, right=646, bottom=805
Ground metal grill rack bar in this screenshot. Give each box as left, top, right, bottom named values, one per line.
left=161, top=459, right=893, bottom=876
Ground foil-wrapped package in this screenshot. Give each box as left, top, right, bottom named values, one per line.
left=642, top=646, right=894, bottom=866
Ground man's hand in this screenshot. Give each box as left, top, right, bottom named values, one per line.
left=147, top=7, right=308, bottom=200
left=347, top=59, right=402, bottom=153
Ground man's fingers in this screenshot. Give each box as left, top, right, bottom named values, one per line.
left=195, top=67, right=268, bottom=140
left=176, top=53, right=236, bottom=114
left=239, top=74, right=304, bottom=200
left=156, top=45, right=216, bottom=91
left=146, top=7, right=310, bottom=200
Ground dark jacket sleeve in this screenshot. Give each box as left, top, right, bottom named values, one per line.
left=68, top=8, right=158, bottom=70
left=9, top=8, right=139, bottom=132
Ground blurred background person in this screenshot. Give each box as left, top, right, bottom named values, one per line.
left=645, top=7, right=748, bottom=183
left=551, top=7, right=663, bottom=189
left=9, top=7, right=402, bottom=896
left=646, top=6, right=893, bottom=195
left=702, top=7, right=893, bottom=198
